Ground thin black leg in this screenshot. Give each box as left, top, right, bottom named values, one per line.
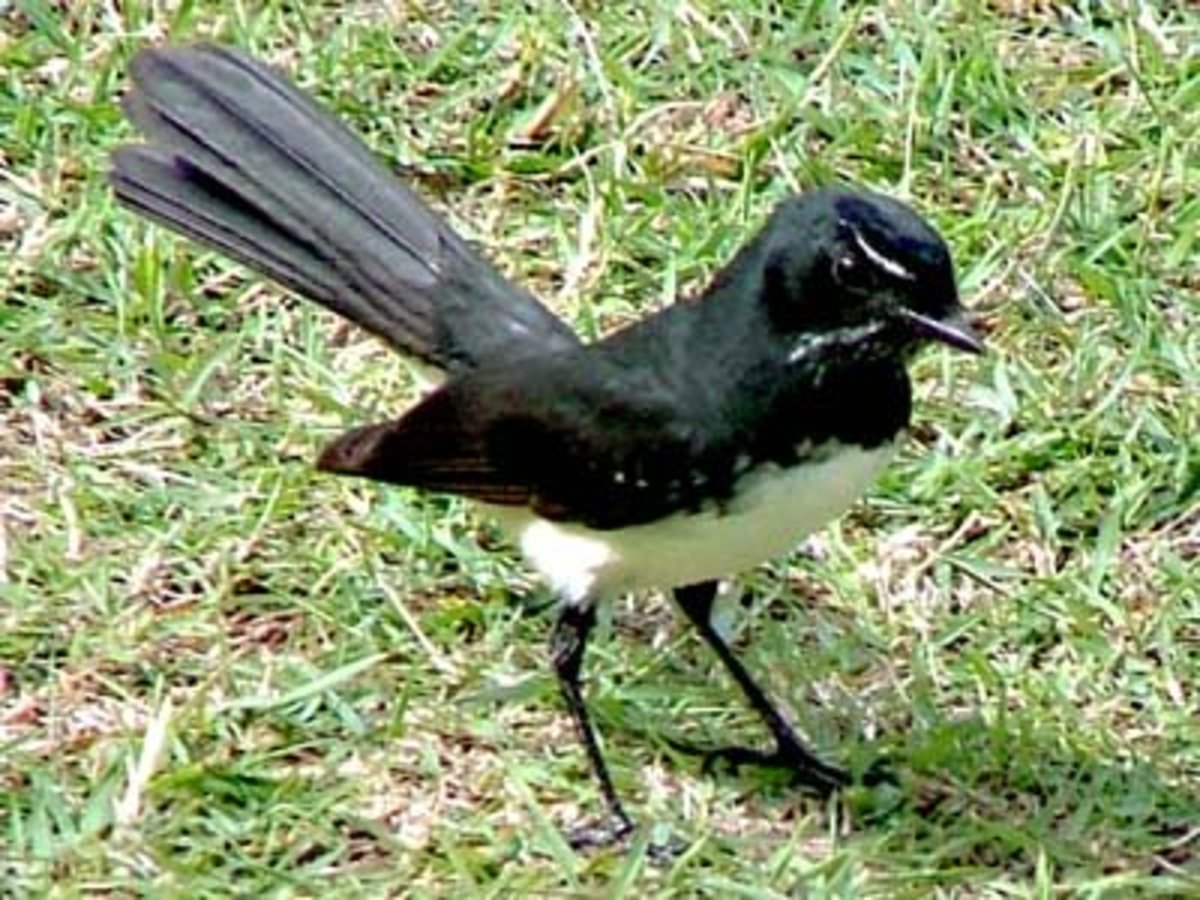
left=549, top=602, right=635, bottom=849
left=673, top=580, right=850, bottom=795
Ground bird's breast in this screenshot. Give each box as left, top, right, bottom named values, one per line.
left=491, top=440, right=899, bottom=606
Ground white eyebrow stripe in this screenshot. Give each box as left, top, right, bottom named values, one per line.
left=851, top=227, right=916, bottom=281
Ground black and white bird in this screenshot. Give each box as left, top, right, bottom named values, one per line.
left=110, top=44, right=984, bottom=849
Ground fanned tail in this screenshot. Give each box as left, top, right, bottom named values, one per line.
left=109, top=44, right=578, bottom=372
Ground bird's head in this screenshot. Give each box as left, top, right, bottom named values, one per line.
left=759, top=187, right=984, bottom=357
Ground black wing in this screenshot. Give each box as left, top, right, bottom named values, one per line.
left=316, top=352, right=739, bottom=530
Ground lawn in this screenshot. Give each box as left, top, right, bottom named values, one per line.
left=2, top=1, right=1197, bottom=895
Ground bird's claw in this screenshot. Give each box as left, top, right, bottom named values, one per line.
left=564, top=815, right=686, bottom=862
left=701, top=740, right=898, bottom=792
left=565, top=813, right=635, bottom=853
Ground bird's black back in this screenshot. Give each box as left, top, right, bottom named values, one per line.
left=318, top=237, right=915, bottom=530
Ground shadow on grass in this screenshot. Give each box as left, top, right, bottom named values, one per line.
left=650, top=710, right=1200, bottom=883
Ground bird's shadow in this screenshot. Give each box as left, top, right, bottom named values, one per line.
left=614, top=698, right=1200, bottom=879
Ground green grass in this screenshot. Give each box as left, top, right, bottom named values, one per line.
left=2, top=1, right=1197, bottom=895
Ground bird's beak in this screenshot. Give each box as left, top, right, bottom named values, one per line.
left=899, top=307, right=985, bottom=355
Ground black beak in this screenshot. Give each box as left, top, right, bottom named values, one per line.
left=900, top=307, right=985, bottom=355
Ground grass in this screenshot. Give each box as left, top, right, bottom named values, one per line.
left=2, top=0, right=1197, bottom=895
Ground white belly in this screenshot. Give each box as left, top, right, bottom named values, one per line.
left=489, top=442, right=896, bottom=605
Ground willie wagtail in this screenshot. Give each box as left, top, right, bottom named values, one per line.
left=109, top=44, right=984, bottom=849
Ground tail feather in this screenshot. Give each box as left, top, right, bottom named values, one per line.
left=109, top=44, right=578, bottom=372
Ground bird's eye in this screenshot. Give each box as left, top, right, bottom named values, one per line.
left=831, top=247, right=875, bottom=290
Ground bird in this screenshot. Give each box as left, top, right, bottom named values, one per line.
left=109, top=43, right=984, bottom=850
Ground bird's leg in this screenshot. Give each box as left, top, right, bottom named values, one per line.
left=672, top=580, right=851, bottom=795
left=549, top=602, right=635, bottom=849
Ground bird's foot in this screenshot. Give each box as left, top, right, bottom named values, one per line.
left=564, top=812, right=635, bottom=853
left=699, top=740, right=847, bottom=794
left=564, top=814, right=686, bottom=862
left=691, top=737, right=895, bottom=795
